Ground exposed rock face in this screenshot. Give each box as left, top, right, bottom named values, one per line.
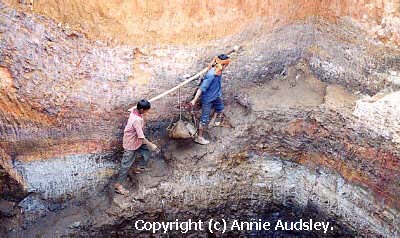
left=3, top=0, right=400, bottom=46
left=2, top=0, right=319, bottom=45
left=0, top=148, right=27, bottom=201
left=6, top=104, right=400, bottom=237
left=318, top=0, right=400, bottom=46
left=354, top=91, right=400, bottom=144
left=0, top=0, right=399, bottom=237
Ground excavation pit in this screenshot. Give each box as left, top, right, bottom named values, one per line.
left=0, top=1, right=399, bottom=237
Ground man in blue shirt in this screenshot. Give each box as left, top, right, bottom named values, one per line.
left=190, top=54, right=231, bottom=145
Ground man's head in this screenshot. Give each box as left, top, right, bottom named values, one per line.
left=137, top=99, right=151, bottom=114
left=214, top=54, right=231, bottom=75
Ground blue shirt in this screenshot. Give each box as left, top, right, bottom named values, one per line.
left=200, top=68, right=222, bottom=103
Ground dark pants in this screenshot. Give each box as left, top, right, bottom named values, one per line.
left=116, top=144, right=150, bottom=183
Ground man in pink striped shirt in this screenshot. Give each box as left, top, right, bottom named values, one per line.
left=114, top=99, right=160, bottom=195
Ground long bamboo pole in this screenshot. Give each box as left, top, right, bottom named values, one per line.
left=128, top=46, right=240, bottom=112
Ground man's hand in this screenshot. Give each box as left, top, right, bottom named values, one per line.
left=207, top=56, right=218, bottom=69
left=190, top=89, right=202, bottom=107
left=149, top=143, right=160, bottom=153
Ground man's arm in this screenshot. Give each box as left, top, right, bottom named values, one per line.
left=190, top=57, right=218, bottom=106
left=133, top=120, right=160, bottom=153
left=190, top=72, right=214, bottom=105
left=190, top=88, right=202, bottom=105
left=141, top=137, right=160, bottom=153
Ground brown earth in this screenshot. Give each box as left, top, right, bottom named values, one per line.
left=3, top=0, right=400, bottom=46
left=0, top=1, right=399, bottom=237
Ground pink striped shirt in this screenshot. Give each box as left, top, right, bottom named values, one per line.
left=123, top=109, right=145, bottom=150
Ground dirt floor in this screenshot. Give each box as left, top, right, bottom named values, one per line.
left=248, top=65, right=327, bottom=111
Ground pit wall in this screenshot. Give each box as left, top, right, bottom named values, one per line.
left=0, top=148, right=27, bottom=200
left=1, top=0, right=398, bottom=167
left=2, top=0, right=320, bottom=45
left=3, top=0, right=400, bottom=46
left=317, top=0, right=400, bottom=46
left=14, top=152, right=116, bottom=199
left=0, top=1, right=399, bottom=231
left=91, top=154, right=398, bottom=237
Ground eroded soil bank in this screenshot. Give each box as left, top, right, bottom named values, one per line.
left=0, top=1, right=400, bottom=237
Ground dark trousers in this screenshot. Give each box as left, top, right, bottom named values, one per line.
left=116, top=144, right=150, bottom=183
